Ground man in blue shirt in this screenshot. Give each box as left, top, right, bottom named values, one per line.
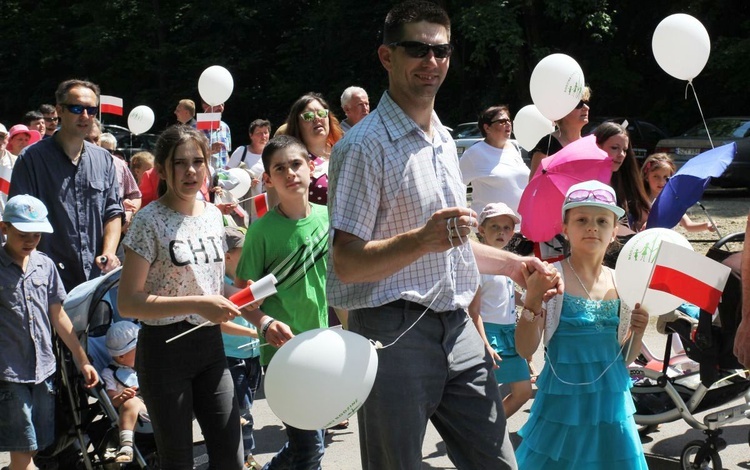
left=10, top=79, right=123, bottom=291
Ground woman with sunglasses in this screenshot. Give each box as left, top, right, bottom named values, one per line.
left=283, top=93, right=343, bottom=206
left=460, top=105, right=530, bottom=222
left=528, top=86, right=592, bottom=180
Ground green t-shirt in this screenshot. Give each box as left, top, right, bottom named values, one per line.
left=236, top=204, right=329, bottom=364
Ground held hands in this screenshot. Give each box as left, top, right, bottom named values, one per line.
left=198, top=295, right=242, bottom=323
left=80, top=364, right=99, bottom=389
left=519, top=260, right=562, bottom=303
left=630, top=303, right=650, bottom=336
left=421, top=207, right=478, bottom=253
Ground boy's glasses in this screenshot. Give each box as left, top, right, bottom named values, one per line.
left=61, top=104, right=99, bottom=116
left=389, top=41, right=453, bottom=59
left=300, top=109, right=329, bottom=122
left=575, top=100, right=590, bottom=109
left=565, top=189, right=616, bottom=205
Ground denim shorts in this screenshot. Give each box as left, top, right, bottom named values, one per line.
left=0, top=377, right=56, bottom=452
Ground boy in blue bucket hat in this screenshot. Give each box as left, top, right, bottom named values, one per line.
left=0, top=194, right=98, bottom=470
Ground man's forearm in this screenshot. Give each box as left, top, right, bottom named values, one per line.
left=333, top=229, right=426, bottom=283
left=101, top=216, right=122, bottom=255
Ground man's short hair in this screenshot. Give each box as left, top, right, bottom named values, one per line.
left=178, top=99, right=196, bottom=116
left=100, top=133, right=117, bottom=149
left=383, top=0, right=451, bottom=45
left=22, top=111, right=44, bottom=126
left=340, top=86, right=368, bottom=108
left=249, top=119, right=271, bottom=134
left=55, top=79, right=101, bottom=105
left=38, top=104, right=56, bottom=115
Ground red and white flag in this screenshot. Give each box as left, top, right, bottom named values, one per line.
left=100, top=95, right=123, bottom=116
left=647, top=241, right=731, bottom=314
left=0, top=165, right=11, bottom=196
left=252, top=193, right=269, bottom=218
left=229, top=274, right=278, bottom=309
left=196, top=113, right=221, bottom=131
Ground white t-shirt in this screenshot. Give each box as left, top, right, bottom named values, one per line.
left=459, top=141, right=529, bottom=218
left=227, top=146, right=265, bottom=197
left=478, top=273, right=517, bottom=325
left=122, top=200, right=227, bottom=326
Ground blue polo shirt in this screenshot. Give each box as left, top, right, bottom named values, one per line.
left=10, top=137, right=123, bottom=291
left=0, top=247, right=67, bottom=383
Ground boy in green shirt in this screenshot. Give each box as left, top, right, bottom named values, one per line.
left=235, top=135, right=328, bottom=469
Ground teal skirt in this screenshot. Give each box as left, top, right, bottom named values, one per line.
left=484, top=322, right=530, bottom=384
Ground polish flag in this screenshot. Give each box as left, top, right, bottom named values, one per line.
left=196, top=113, right=221, bottom=131
left=100, top=95, right=123, bottom=116
left=0, top=165, right=11, bottom=196
left=253, top=193, right=269, bottom=218
left=229, top=274, right=278, bottom=309
left=648, top=241, right=732, bottom=314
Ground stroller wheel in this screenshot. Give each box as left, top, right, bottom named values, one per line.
left=680, top=440, right=722, bottom=469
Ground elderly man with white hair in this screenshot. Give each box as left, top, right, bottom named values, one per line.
left=339, top=86, right=370, bottom=133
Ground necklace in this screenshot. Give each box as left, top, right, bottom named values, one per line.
left=566, top=258, right=599, bottom=300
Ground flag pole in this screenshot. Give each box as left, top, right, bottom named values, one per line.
left=625, top=241, right=663, bottom=362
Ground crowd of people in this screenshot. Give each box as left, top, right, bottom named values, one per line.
left=1, top=1, right=749, bottom=469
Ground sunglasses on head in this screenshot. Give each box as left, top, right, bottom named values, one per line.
left=62, top=104, right=98, bottom=116
left=575, top=100, right=589, bottom=109
left=566, top=189, right=615, bottom=205
left=491, top=118, right=511, bottom=125
left=389, top=41, right=453, bottom=59
left=300, top=109, right=330, bottom=122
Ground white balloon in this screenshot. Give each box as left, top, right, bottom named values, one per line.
left=529, top=54, right=585, bottom=121
left=615, top=228, right=693, bottom=314
left=127, top=105, right=155, bottom=135
left=652, top=14, right=710, bottom=81
left=265, top=328, right=378, bottom=430
left=198, top=66, right=234, bottom=106
left=227, top=168, right=252, bottom=199
left=513, top=105, right=555, bottom=151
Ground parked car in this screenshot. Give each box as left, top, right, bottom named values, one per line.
left=583, top=117, right=669, bottom=163
left=452, top=122, right=483, bottom=157
left=654, top=117, right=750, bottom=189
left=102, top=124, right=158, bottom=161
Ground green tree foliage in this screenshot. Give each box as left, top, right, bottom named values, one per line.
left=0, top=0, right=747, bottom=142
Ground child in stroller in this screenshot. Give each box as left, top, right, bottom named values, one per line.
left=630, top=231, right=750, bottom=469
left=102, top=321, right=149, bottom=464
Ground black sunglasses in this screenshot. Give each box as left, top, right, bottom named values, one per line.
left=61, top=104, right=99, bottom=116
left=389, top=41, right=453, bottom=59
left=575, top=100, right=590, bottom=109
left=43, top=117, right=59, bottom=123
left=491, top=118, right=511, bottom=125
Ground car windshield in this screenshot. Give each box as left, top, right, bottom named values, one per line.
left=453, top=123, right=481, bottom=139
left=682, top=118, right=750, bottom=139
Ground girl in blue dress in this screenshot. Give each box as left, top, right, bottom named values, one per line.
left=515, top=180, right=650, bottom=469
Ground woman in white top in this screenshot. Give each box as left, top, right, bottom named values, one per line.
left=459, top=105, right=530, bottom=218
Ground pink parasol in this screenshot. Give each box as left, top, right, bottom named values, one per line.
left=518, top=135, right=613, bottom=242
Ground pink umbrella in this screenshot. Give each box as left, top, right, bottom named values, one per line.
left=518, top=135, right=613, bottom=242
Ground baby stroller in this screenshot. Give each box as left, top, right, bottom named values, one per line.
left=36, top=268, right=155, bottom=469
left=629, top=232, right=750, bottom=469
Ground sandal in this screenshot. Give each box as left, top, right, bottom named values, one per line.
left=115, top=445, right=133, bottom=463
left=245, top=454, right=261, bottom=469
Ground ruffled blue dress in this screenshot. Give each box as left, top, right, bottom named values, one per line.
left=515, top=293, right=648, bottom=469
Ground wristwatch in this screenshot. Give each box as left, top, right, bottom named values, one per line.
left=521, top=307, right=541, bottom=322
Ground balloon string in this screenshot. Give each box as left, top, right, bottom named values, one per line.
left=686, top=80, right=714, bottom=149
left=543, top=341, right=627, bottom=386
left=375, top=213, right=475, bottom=351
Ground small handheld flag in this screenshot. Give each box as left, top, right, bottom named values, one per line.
left=647, top=241, right=731, bottom=314
left=100, top=95, right=124, bottom=116
left=196, top=112, right=221, bottom=131
left=166, top=274, right=278, bottom=343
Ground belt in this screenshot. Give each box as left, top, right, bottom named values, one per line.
left=385, top=299, right=441, bottom=314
